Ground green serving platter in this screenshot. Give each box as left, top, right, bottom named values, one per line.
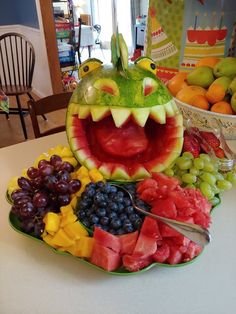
left=7, top=187, right=220, bottom=275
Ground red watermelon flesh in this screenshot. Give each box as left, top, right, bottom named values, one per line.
left=68, top=115, right=182, bottom=178
left=122, top=254, right=152, bottom=272
left=93, top=227, right=121, bottom=253
left=140, top=217, right=162, bottom=240
left=90, top=242, right=121, bottom=271
left=118, top=231, right=139, bottom=255
left=133, top=233, right=157, bottom=259
left=152, top=243, right=170, bottom=263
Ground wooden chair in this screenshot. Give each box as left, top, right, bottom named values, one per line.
left=0, top=32, right=43, bottom=139
left=27, top=92, right=72, bottom=138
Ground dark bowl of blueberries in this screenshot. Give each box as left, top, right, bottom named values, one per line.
left=75, top=181, right=151, bottom=236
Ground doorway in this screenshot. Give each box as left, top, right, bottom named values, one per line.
left=91, top=0, right=133, bottom=53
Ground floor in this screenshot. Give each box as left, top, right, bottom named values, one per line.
left=0, top=47, right=111, bottom=149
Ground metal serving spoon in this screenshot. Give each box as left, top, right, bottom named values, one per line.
left=111, top=184, right=211, bottom=247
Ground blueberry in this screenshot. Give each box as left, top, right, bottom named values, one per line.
left=116, top=228, right=125, bottom=235
left=109, top=202, right=118, bottom=212
left=123, top=223, right=134, bottom=233
left=93, top=223, right=102, bottom=229
left=100, top=183, right=112, bottom=194
left=110, top=218, right=122, bottom=230
left=87, top=182, right=96, bottom=189
left=78, top=210, right=86, bottom=219
left=96, top=207, right=106, bottom=217
left=126, top=206, right=134, bottom=215
left=123, top=218, right=131, bottom=225
left=117, top=203, right=124, bottom=213
left=86, top=208, right=95, bottom=217
left=94, top=192, right=106, bottom=205
left=85, top=187, right=96, bottom=197
left=100, top=216, right=109, bottom=226
left=123, top=197, right=131, bottom=206
left=109, top=186, right=117, bottom=194
left=117, top=191, right=124, bottom=198
left=129, top=213, right=140, bottom=223
left=119, top=213, right=128, bottom=221
left=109, top=229, right=115, bottom=234
left=79, top=200, right=90, bottom=209
left=113, top=195, right=123, bottom=203
left=99, top=201, right=107, bottom=208
left=82, top=218, right=90, bottom=228
left=96, top=181, right=105, bottom=189
left=101, top=225, right=109, bottom=232
left=109, top=212, right=118, bottom=219
left=89, top=214, right=99, bottom=224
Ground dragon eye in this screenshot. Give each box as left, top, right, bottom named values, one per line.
left=78, top=58, right=103, bottom=79
left=135, top=57, right=157, bottom=75
left=94, top=78, right=120, bottom=96
left=143, top=77, right=158, bottom=96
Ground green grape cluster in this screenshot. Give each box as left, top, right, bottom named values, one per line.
left=164, top=152, right=236, bottom=206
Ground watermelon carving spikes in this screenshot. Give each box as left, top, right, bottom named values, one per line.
left=66, top=33, right=183, bottom=181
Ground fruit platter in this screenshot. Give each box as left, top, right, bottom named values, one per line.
left=7, top=33, right=236, bottom=275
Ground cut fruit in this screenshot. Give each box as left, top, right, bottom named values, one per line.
left=110, top=107, right=131, bottom=127
left=90, top=105, right=110, bottom=121
left=150, top=105, right=166, bottom=124
left=132, top=108, right=150, bottom=127
left=78, top=105, right=91, bottom=119
left=111, top=165, right=131, bottom=181
left=94, top=78, right=119, bottom=96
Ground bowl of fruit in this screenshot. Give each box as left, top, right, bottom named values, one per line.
left=167, top=57, right=236, bottom=139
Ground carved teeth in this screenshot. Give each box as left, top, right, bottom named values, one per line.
left=110, top=107, right=131, bottom=127
left=78, top=105, right=90, bottom=119
left=75, top=101, right=179, bottom=127
left=68, top=103, right=79, bottom=115
left=132, top=108, right=150, bottom=127
left=91, top=105, right=110, bottom=121
left=150, top=104, right=166, bottom=124
left=164, top=100, right=179, bottom=117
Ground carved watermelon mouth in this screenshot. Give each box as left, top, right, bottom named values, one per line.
left=66, top=101, right=183, bottom=181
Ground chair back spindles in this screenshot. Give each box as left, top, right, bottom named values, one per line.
left=0, top=33, right=35, bottom=89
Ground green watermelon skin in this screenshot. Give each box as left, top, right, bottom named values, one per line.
left=66, top=58, right=183, bottom=181
left=70, top=64, right=172, bottom=109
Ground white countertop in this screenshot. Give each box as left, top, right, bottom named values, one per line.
left=1, top=132, right=236, bottom=314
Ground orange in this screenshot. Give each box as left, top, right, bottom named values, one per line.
left=206, top=83, right=225, bottom=104
left=191, top=94, right=210, bottom=110
left=195, top=57, right=220, bottom=69
left=167, top=72, right=188, bottom=96
left=175, top=85, right=206, bottom=104
left=210, top=101, right=234, bottom=115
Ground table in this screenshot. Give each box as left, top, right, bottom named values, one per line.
left=1, top=132, right=236, bottom=314
left=74, top=25, right=95, bottom=58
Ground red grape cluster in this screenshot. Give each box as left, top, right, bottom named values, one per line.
left=10, top=155, right=81, bottom=238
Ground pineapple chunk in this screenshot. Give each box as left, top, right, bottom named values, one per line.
left=60, top=212, right=77, bottom=227
left=60, top=204, right=74, bottom=216
left=63, top=221, right=88, bottom=240
left=42, top=234, right=59, bottom=249
left=60, top=146, right=73, bottom=157
left=51, top=229, right=75, bottom=247
left=76, top=166, right=89, bottom=179
left=89, top=168, right=104, bottom=182
left=44, top=212, right=61, bottom=235
left=76, top=237, right=94, bottom=258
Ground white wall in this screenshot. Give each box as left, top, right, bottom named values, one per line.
left=0, top=24, right=52, bottom=98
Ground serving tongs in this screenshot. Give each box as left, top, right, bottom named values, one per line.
left=184, top=119, right=235, bottom=172
left=111, top=184, right=211, bottom=248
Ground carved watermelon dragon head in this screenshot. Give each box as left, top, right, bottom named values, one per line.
left=66, top=33, right=183, bottom=181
